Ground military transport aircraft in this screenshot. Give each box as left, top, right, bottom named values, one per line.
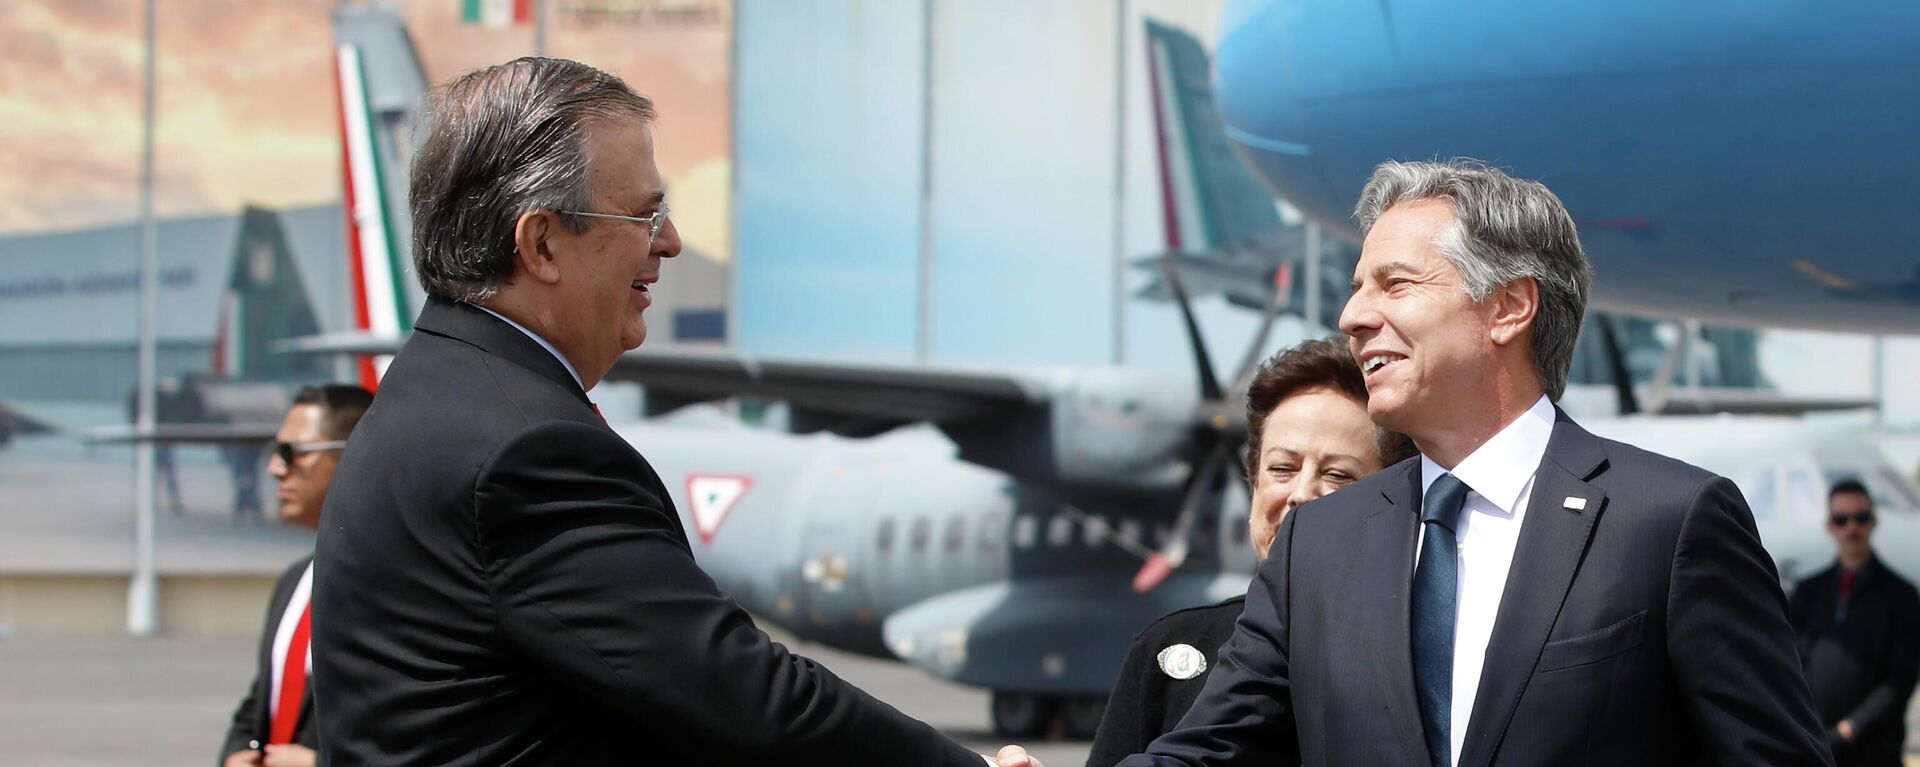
left=272, top=5, right=1920, bottom=740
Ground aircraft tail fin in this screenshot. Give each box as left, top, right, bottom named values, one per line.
left=214, top=207, right=325, bottom=382
left=333, top=6, right=429, bottom=390
left=1143, top=20, right=1283, bottom=253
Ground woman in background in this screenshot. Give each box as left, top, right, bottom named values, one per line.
left=1085, top=337, right=1416, bottom=767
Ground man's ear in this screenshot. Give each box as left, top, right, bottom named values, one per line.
left=511, top=210, right=564, bottom=285
left=1488, top=276, right=1540, bottom=348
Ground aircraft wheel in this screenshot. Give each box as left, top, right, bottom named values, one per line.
left=990, top=691, right=1058, bottom=739
left=1061, top=695, right=1107, bottom=740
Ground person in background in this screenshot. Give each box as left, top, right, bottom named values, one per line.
left=1086, top=337, right=1414, bottom=766
left=219, top=384, right=373, bottom=767
left=1790, top=478, right=1920, bottom=767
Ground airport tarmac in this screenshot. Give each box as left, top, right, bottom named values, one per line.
left=0, top=633, right=1095, bottom=767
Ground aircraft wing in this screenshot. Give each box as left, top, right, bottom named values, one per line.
left=0, top=400, right=56, bottom=438
left=1645, top=388, right=1879, bottom=416
left=84, top=423, right=280, bottom=445
left=607, top=346, right=1050, bottom=425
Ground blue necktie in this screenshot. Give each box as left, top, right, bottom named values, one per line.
left=1413, top=473, right=1469, bottom=767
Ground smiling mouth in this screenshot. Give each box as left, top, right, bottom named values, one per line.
left=1361, top=353, right=1407, bottom=377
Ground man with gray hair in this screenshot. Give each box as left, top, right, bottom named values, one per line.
left=1112, top=159, right=1830, bottom=766
left=312, top=57, right=1041, bottom=767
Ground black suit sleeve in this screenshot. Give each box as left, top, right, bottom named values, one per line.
left=217, top=676, right=262, bottom=762
left=1117, top=514, right=1300, bottom=767
left=474, top=420, right=981, bottom=766
left=1665, top=477, right=1833, bottom=766
left=1087, top=631, right=1170, bottom=767
left=1843, top=581, right=1920, bottom=738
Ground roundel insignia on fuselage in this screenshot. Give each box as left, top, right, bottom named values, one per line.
left=1156, top=643, right=1207, bottom=680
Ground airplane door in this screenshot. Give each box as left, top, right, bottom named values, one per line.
left=795, top=471, right=873, bottom=642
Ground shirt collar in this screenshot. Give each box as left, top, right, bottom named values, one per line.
left=1420, top=394, right=1556, bottom=515
left=473, top=305, right=585, bottom=391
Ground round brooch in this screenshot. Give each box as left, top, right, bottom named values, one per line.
left=1156, top=643, right=1207, bottom=680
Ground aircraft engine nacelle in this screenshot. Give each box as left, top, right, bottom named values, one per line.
left=946, top=367, right=1198, bottom=493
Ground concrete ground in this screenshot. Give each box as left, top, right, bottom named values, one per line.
left=0, top=634, right=1094, bottom=767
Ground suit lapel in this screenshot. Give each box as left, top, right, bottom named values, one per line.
left=1359, top=461, right=1433, bottom=767
left=1456, top=417, right=1608, bottom=767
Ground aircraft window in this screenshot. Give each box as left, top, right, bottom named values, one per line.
left=1047, top=515, right=1074, bottom=548
left=1013, top=516, right=1038, bottom=549
left=1084, top=516, right=1111, bottom=548
left=875, top=518, right=896, bottom=555
left=910, top=517, right=930, bottom=553
left=944, top=516, right=966, bottom=553
left=977, top=513, right=1002, bottom=551
left=1740, top=470, right=1775, bottom=521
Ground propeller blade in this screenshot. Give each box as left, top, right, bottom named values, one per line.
left=1133, top=443, right=1229, bottom=593
left=1159, top=256, right=1225, bottom=403
left=1230, top=260, right=1295, bottom=394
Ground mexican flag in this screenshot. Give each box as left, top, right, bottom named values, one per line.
left=462, top=0, right=534, bottom=27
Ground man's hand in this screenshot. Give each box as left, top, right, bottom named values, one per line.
left=221, top=750, right=262, bottom=767
left=262, top=744, right=317, bottom=767
left=993, top=744, right=1045, bottom=767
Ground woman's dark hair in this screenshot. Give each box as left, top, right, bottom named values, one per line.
left=1243, top=336, right=1417, bottom=482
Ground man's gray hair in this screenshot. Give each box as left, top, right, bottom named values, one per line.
left=1353, top=159, right=1592, bottom=400
left=409, top=57, right=655, bottom=301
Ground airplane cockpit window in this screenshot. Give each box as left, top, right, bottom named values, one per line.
left=875, top=518, right=896, bottom=554
left=944, top=516, right=966, bottom=553
left=910, top=517, right=930, bottom=553
left=1740, top=470, right=1776, bottom=521
left=1013, top=516, right=1038, bottom=549
left=1822, top=469, right=1920, bottom=514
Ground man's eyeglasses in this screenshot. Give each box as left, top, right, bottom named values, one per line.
left=1830, top=510, right=1876, bottom=527
left=561, top=203, right=670, bottom=241
left=273, top=440, right=348, bottom=466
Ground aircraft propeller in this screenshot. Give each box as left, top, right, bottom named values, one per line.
left=1132, top=257, right=1294, bottom=592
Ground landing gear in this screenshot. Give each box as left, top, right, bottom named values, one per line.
left=990, top=691, right=1059, bottom=739
left=988, top=692, right=1109, bottom=740
left=1060, top=695, right=1107, bottom=740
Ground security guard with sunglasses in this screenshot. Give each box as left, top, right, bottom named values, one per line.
left=1789, top=478, right=1920, bottom=767
left=218, top=384, right=373, bottom=767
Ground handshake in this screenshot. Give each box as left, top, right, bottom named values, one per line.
left=986, top=746, right=1045, bottom=767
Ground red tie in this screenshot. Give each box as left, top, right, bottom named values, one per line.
left=1840, top=571, right=1856, bottom=604
left=270, top=604, right=312, bottom=744
left=591, top=402, right=605, bottom=423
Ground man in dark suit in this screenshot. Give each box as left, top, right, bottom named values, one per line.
left=1116, top=159, right=1831, bottom=766
left=1790, top=479, right=1920, bottom=766
left=312, top=57, right=1038, bottom=767
left=220, top=385, right=373, bottom=767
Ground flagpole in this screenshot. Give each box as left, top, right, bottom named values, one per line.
left=128, top=0, right=160, bottom=637
left=534, top=0, right=547, bottom=57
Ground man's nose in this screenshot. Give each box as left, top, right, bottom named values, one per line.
left=1337, top=290, right=1375, bottom=337
left=653, top=216, right=683, bottom=259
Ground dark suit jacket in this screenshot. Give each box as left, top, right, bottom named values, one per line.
left=1119, top=412, right=1832, bottom=766
left=313, top=297, right=980, bottom=766
left=220, top=556, right=317, bottom=761
left=1790, top=557, right=1920, bottom=766
left=1087, top=596, right=1245, bottom=767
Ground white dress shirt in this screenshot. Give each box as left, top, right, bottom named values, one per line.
left=474, top=305, right=585, bottom=391
left=1416, top=394, right=1555, bottom=764
left=269, top=562, right=315, bottom=720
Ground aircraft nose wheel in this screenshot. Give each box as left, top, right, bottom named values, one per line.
left=989, top=691, right=1059, bottom=739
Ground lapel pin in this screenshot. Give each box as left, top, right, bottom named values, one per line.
left=1563, top=496, right=1588, bottom=513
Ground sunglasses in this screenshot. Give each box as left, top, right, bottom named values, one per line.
left=273, top=440, right=348, bottom=466
left=1829, top=511, right=1875, bottom=527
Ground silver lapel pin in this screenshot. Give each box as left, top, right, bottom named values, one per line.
left=1563, top=496, right=1588, bottom=513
